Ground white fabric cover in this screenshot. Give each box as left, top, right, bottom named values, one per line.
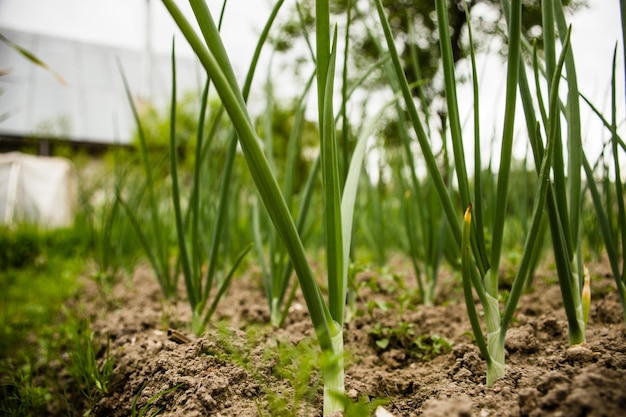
left=0, top=152, right=74, bottom=227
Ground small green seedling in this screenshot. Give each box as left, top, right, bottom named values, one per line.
left=65, top=323, right=115, bottom=404
left=368, top=322, right=452, bottom=362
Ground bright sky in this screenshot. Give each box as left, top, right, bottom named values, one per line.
left=0, top=0, right=272, bottom=75
left=2, top=1, right=619, bottom=84
left=0, top=0, right=623, bottom=165
left=0, top=0, right=620, bottom=94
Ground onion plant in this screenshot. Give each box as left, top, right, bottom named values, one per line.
left=580, top=48, right=626, bottom=324
left=395, top=84, right=453, bottom=305
left=120, top=0, right=291, bottom=334
left=252, top=70, right=318, bottom=327
left=86, top=151, right=142, bottom=292
left=254, top=52, right=390, bottom=327
left=375, top=0, right=589, bottom=385
left=160, top=0, right=371, bottom=413
left=360, top=19, right=457, bottom=302
left=537, top=0, right=586, bottom=347
left=462, top=33, right=568, bottom=381
left=117, top=60, right=178, bottom=300
left=168, top=40, right=252, bottom=335
left=401, top=180, right=447, bottom=306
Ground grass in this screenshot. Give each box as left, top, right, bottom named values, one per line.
left=0, top=225, right=90, bottom=416
left=65, top=319, right=115, bottom=404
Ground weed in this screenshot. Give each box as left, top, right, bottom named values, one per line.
left=368, top=322, right=452, bottom=362
left=65, top=319, right=115, bottom=405
left=0, top=232, right=86, bottom=416
left=0, top=362, right=51, bottom=417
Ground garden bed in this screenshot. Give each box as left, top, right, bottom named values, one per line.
left=55, top=256, right=626, bottom=416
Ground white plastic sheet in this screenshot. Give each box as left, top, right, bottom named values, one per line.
left=0, top=152, right=74, bottom=227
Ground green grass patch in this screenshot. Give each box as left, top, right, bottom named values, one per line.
left=0, top=224, right=88, bottom=416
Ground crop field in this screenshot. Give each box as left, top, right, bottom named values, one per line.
left=1, top=0, right=625, bottom=416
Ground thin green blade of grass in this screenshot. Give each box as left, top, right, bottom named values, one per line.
left=543, top=27, right=585, bottom=345
left=619, top=0, right=626, bottom=107
left=260, top=63, right=282, bottom=317
left=341, top=90, right=403, bottom=284
left=270, top=72, right=317, bottom=323
left=314, top=2, right=352, bottom=413
left=250, top=0, right=319, bottom=327
left=251, top=198, right=272, bottom=310
left=295, top=1, right=317, bottom=64
left=191, top=0, right=229, bottom=287
left=554, top=0, right=588, bottom=338
left=201, top=127, right=239, bottom=316
left=395, top=90, right=443, bottom=305
left=406, top=13, right=432, bottom=137
left=283, top=73, right=315, bottom=201
left=263, top=66, right=277, bottom=173
left=315, top=0, right=331, bottom=129
left=318, top=27, right=347, bottom=415
left=403, top=190, right=427, bottom=302
left=276, top=155, right=323, bottom=328
left=393, top=96, right=433, bottom=300
left=541, top=0, right=584, bottom=343
left=579, top=92, right=626, bottom=154
left=547, top=190, right=585, bottom=344
left=255, top=76, right=316, bottom=326
left=0, top=33, right=67, bottom=85
left=116, top=196, right=163, bottom=288
left=499, top=0, right=543, bottom=166
left=189, top=0, right=246, bottom=112
left=532, top=44, right=550, bottom=129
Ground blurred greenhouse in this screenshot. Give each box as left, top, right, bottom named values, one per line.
left=0, top=26, right=202, bottom=153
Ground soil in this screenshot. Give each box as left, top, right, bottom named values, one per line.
left=57, top=256, right=626, bottom=416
